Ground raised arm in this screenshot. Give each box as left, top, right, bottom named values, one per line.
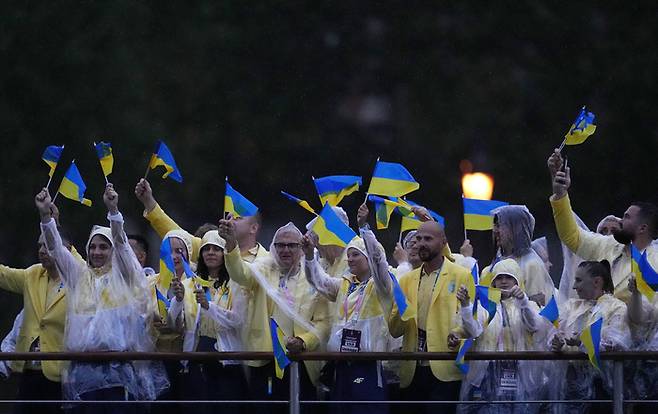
left=36, top=188, right=81, bottom=286
left=358, top=203, right=393, bottom=298
left=301, top=234, right=341, bottom=301
left=104, top=184, right=143, bottom=285
left=135, top=179, right=201, bottom=260
left=0, top=265, right=28, bottom=294
left=218, top=217, right=257, bottom=289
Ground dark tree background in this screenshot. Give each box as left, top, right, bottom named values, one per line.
left=0, top=1, right=657, bottom=358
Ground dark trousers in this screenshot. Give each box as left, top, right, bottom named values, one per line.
left=14, top=369, right=62, bottom=414
left=181, top=336, right=248, bottom=414
left=249, top=362, right=316, bottom=414
left=330, top=361, right=388, bottom=414
left=150, top=360, right=184, bottom=414
left=400, top=366, right=461, bottom=414
left=68, top=387, right=136, bottom=414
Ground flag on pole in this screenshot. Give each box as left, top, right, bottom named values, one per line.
left=313, top=175, right=362, bottom=206
left=269, top=318, right=291, bottom=379
left=42, top=145, right=64, bottom=178
left=630, top=243, right=658, bottom=300
left=224, top=181, right=259, bottom=218
left=281, top=191, right=316, bottom=215
left=564, top=106, right=597, bottom=146
left=312, top=203, right=357, bottom=247
left=539, top=295, right=560, bottom=328
left=463, top=198, right=509, bottom=231
left=455, top=338, right=474, bottom=374
left=148, top=140, right=183, bottom=182
left=57, top=161, right=92, bottom=207
left=94, top=141, right=114, bottom=177
left=580, top=317, right=603, bottom=370
left=367, top=161, right=419, bottom=197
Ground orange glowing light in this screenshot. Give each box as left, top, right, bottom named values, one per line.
left=462, top=172, right=494, bottom=200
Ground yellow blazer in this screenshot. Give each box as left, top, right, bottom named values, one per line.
left=0, top=264, right=67, bottom=382
left=389, top=258, right=475, bottom=387
left=225, top=247, right=329, bottom=384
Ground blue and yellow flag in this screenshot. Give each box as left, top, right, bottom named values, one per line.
left=565, top=106, right=596, bottom=146
left=155, top=288, right=171, bottom=317
left=476, top=285, right=501, bottom=324
left=630, top=244, right=658, bottom=300
left=42, top=145, right=64, bottom=178
left=398, top=198, right=445, bottom=232
left=149, top=140, right=183, bottom=182
left=225, top=181, right=259, bottom=218
left=367, top=161, right=419, bottom=197
left=159, top=237, right=177, bottom=289
left=580, top=317, right=602, bottom=370
left=388, top=271, right=411, bottom=321
left=463, top=198, right=509, bottom=231
left=539, top=295, right=560, bottom=328
left=368, top=195, right=407, bottom=229
left=312, top=203, right=357, bottom=247
left=313, top=175, right=362, bottom=206
left=57, top=162, right=92, bottom=207
left=269, top=318, right=291, bottom=379
left=281, top=190, right=316, bottom=215
left=455, top=338, right=474, bottom=374
left=94, top=141, right=114, bottom=177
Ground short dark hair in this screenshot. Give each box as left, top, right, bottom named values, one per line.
left=578, top=260, right=614, bottom=294
left=194, top=223, right=218, bottom=238
left=631, top=202, right=658, bottom=239
left=127, top=234, right=149, bottom=254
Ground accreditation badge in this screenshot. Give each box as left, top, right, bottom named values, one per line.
left=448, top=280, right=456, bottom=293
left=340, top=328, right=362, bottom=352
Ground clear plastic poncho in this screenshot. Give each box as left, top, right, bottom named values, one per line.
left=41, top=214, right=168, bottom=401
left=546, top=294, right=630, bottom=413
left=490, top=205, right=555, bottom=305
left=459, top=259, right=545, bottom=414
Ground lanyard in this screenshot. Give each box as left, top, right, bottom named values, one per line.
left=343, top=278, right=371, bottom=324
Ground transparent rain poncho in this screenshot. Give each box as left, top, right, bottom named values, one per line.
left=623, top=292, right=658, bottom=401
left=165, top=230, right=248, bottom=365
left=41, top=214, right=168, bottom=401
left=490, top=205, right=555, bottom=305
left=557, top=213, right=589, bottom=306
left=305, top=228, right=391, bottom=354
left=546, top=293, right=630, bottom=413
left=458, top=259, right=546, bottom=414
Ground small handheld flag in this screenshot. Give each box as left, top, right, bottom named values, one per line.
left=367, top=161, right=419, bottom=197
left=269, top=318, right=291, bottom=379
left=368, top=195, right=406, bottom=230
left=57, top=161, right=92, bottom=207
left=463, top=198, right=509, bottom=231
left=94, top=141, right=114, bottom=180
left=561, top=106, right=596, bottom=149
left=476, top=285, right=501, bottom=324
left=156, top=288, right=171, bottom=317
left=397, top=198, right=445, bottom=232
left=630, top=244, right=658, bottom=300
left=580, top=317, right=602, bottom=370
left=224, top=181, right=259, bottom=218
left=312, top=203, right=357, bottom=247
left=388, top=272, right=411, bottom=321
left=159, top=238, right=177, bottom=289
left=455, top=338, right=474, bottom=374
left=42, top=145, right=64, bottom=179
left=147, top=140, right=183, bottom=182
left=539, top=295, right=560, bottom=328
left=281, top=191, right=316, bottom=215
left=313, top=175, right=362, bottom=206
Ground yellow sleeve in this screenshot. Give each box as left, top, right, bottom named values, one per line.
left=297, top=297, right=329, bottom=351
left=144, top=203, right=202, bottom=261
left=224, top=246, right=256, bottom=289
left=550, top=194, right=581, bottom=253
left=0, top=265, right=27, bottom=294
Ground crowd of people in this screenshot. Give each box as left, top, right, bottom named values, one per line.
left=0, top=148, right=657, bottom=414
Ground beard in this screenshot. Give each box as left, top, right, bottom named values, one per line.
left=612, top=228, right=633, bottom=245
left=418, top=247, right=439, bottom=262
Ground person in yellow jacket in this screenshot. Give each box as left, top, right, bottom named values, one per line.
left=0, top=228, right=76, bottom=414
left=303, top=217, right=394, bottom=414
left=384, top=220, right=478, bottom=414
left=135, top=178, right=268, bottom=263
left=218, top=217, right=330, bottom=414
left=36, top=184, right=168, bottom=412
left=547, top=149, right=658, bottom=304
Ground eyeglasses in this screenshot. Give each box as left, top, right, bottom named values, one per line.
left=274, top=242, right=301, bottom=251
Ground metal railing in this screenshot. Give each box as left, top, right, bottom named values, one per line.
left=2, top=350, right=658, bottom=414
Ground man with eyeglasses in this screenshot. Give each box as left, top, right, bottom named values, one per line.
left=219, top=220, right=329, bottom=414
